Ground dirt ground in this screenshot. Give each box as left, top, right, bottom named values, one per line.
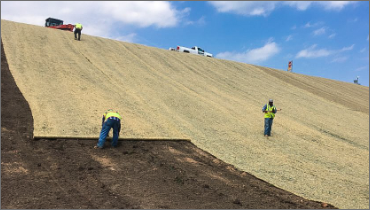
left=1, top=41, right=338, bottom=209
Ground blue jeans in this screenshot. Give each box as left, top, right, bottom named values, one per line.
left=264, top=118, right=273, bottom=136
left=97, top=119, right=120, bottom=148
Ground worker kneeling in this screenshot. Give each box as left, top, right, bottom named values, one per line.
left=95, top=109, right=122, bottom=149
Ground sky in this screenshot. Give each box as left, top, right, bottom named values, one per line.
left=1, top=1, right=369, bottom=86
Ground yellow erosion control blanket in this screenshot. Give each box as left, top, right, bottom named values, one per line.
left=1, top=20, right=369, bottom=209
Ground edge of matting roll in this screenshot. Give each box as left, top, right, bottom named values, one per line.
left=33, top=135, right=191, bottom=142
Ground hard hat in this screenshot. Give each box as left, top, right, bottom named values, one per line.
left=269, top=99, right=273, bottom=102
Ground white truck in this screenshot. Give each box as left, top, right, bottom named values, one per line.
left=169, top=46, right=213, bottom=57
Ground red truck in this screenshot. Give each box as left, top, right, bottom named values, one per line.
left=45, top=17, right=74, bottom=32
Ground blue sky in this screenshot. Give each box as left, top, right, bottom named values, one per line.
left=2, top=1, right=369, bottom=86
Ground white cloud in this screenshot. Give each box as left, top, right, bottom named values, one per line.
left=304, top=22, right=313, bottom=28
left=303, top=21, right=323, bottom=28
left=1, top=1, right=189, bottom=38
left=331, top=57, right=348, bottom=63
left=296, top=45, right=331, bottom=58
left=209, top=1, right=355, bottom=16
left=313, top=27, right=326, bottom=36
left=216, top=40, right=280, bottom=64
left=328, top=33, right=336, bottom=39
left=296, top=44, right=355, bottom=59
left=114, top=33, right=137, bottom=43
left=184, top=16, right=206, bottom=26
left=286, top=35, right=293, bottom=42
left=100, top=2, right=184, bottom=28
left=318, top=1, right=354, bottom=11
left=283, top=1, right=313, bottom=11
left=295, top=1, right=355, bottom=11
left=355, top=66, right=368, bottom=72
left=339, top=44, right=354, bottom=52
left=208, top=2, right=278, bottom=16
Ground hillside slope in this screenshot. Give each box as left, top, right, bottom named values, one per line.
left=1, top=20, right=369, bottom=208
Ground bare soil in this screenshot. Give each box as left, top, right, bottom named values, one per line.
left=0, top=41, right=338, bottom=209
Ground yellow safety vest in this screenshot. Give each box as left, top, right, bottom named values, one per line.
left=75, top=23, right=83, bottom=29
left=104, top=111, right=122, bottom=121
left=264, top=104, right=276, bottom=119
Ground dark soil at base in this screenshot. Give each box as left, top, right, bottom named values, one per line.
left=1, top=41, right=337, bottom=209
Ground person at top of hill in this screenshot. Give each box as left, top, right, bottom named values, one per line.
left=262, top=99, right=282, bottom=138
left=74, top=23, right=83, bottom=41
left=94, top=109, right=122, bottom=149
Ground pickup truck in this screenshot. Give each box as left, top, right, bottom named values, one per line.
left=169, top=46, right=213, bottom=57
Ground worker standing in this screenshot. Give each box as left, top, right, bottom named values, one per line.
left=74, top=23, right=83, bottom=41
left=95, top=109, right=122, bottom=149
left=262, top=99, right=282, bottom=138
